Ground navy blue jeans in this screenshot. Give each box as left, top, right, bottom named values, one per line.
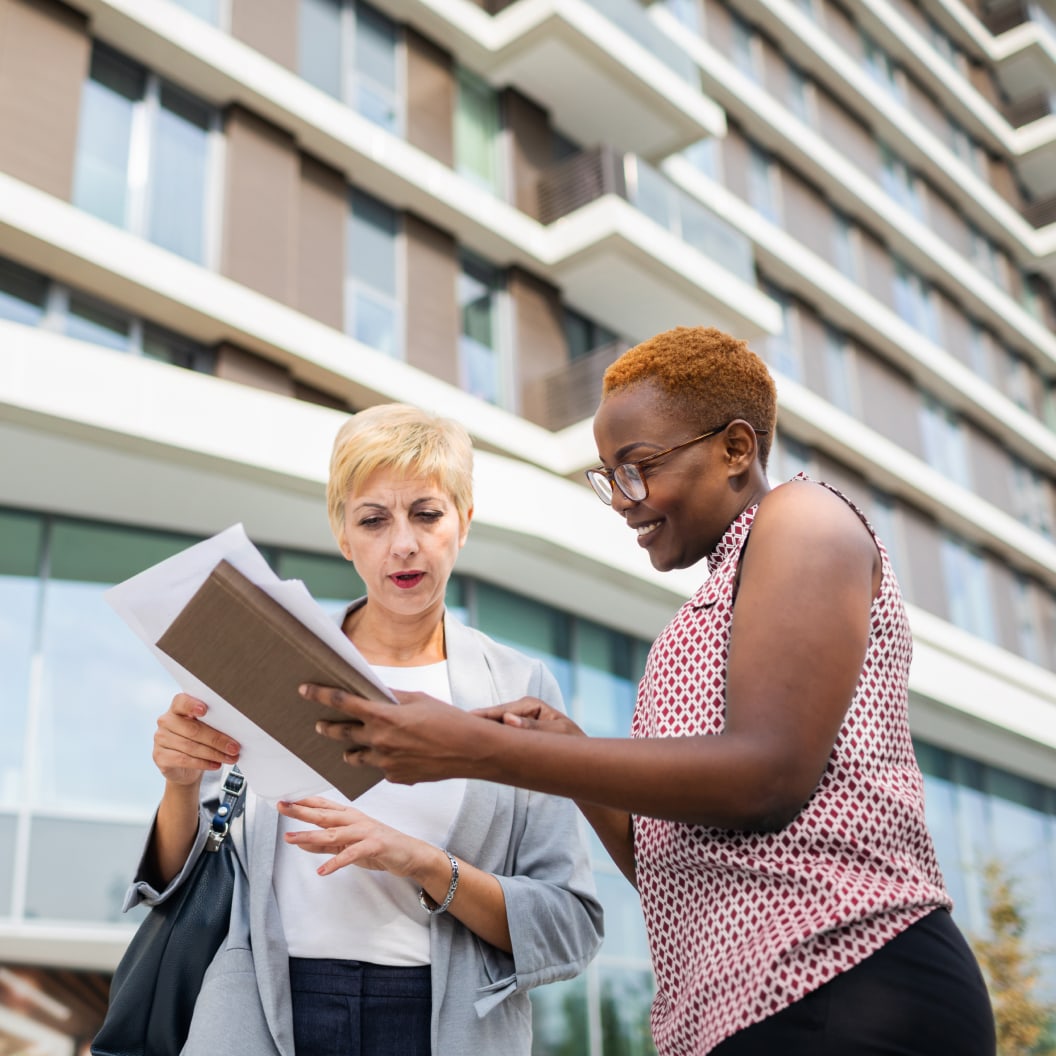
left=289, top=958, right=431, bottom=1056
left=710, top=909, right=996, bottom=1056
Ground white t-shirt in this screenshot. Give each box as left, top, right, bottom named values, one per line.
left=274, top=661, right=467, bottom=964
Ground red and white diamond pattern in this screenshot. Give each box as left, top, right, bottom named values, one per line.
left=631, top=480, right=950, bottom=1055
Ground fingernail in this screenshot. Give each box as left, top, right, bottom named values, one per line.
left=315, top=722, right=325, bottom=734
left=299, top=684, right=309, bottom=696
left=226, top=742, right=240, bottom=754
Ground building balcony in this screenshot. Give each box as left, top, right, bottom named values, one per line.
left=530, top=337, right=631, bottom=431
left=535, top=144, right=779, bottom=346
left=980, top=0, right=1056, bottom=39
left=371, top=0, right=726, bottom=157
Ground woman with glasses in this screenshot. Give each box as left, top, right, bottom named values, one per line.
left=302, top=327, right=995, bottom=1056
left=131, top=403, right=602, bottom=1056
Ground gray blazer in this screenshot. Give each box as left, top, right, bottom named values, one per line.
left=126, top=611, right=604, bottom=1055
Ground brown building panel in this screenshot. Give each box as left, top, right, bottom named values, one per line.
left=856, top=347, right=923, bottom=456
left=221, top=106, right=299, bottom=306
left=508, top=267, right=564, bottom=427
left=900, top=505, right=947, bottom=615
left=404, top=213, right=459, bottom=385
left=0, top=0, right=89, bottom=201
left=405, top=28, right=454, bottom=168
left=780, top=166, right=832, bottom=260
left=297, top=154, right=346, bottom=331
left=214, top=342, right=295, bottom=396
left=814, top=86, right=878, bottom=179
left=857, top=228, right=896, bottom=309
left=505, top=90, right=553, bottom=221
left=230, top=0, right=297, bottom=71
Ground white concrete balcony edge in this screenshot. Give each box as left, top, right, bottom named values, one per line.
left=664, top=157, right=1056, bottom=471
left=0, top=327, right=703, bottom=634
left=650, top=44, right=1056, bottom=364
left=846, top=0, right=1056, bottom=156
left=930, top=0, right=1056, bottom=70
left=5, top=325, right=1056, bottom=595
left=0, top=173, right=650, bottom=475
left=70, top=0, right=724, bottom=161
left=0, top=923, right=132, bottom=973
left=651, top=4, right=1056, bottom=266
left=908, top=602, right=1056, bottom=757
left=776, top=375, right=1056, bottom=584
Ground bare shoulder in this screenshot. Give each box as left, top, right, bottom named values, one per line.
left=750, top=480, right=877, bottom=565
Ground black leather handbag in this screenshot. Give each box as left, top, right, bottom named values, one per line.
left=92, top=767, right=247, bottom=1056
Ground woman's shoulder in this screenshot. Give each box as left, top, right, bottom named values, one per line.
left=447, top=615, right=542, bottom=672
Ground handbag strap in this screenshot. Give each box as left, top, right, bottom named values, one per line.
left=205, top=766, right=246, bottom=852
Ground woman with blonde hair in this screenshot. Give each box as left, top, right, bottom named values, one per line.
left=131, top=403, right=603, bottom=1056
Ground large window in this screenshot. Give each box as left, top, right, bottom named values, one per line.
left=761, top=283, right=802, bottom=381
left=0, top=256, right=214, bottom=372
left=73, top=44, right=217, bottom=265
left=346, top=188, right=401, bottom=356
left=879, top=146, right=923, bottom=219
left=458, top=251, right=506, bottom=406
left=916, top=739, right=1056, bottom=999
left=747, top=144, right=780, bottom=223
left=455, top=68, right=502, bottom=195
left=298, top=0, right=401, bottom=133
left=940, top=533, right=996, bottom=642
left=919, top=396, right=971, bottom=487
left=824, top=326, right=858, bottom=414
left=894, top=261, right=941, bottom=343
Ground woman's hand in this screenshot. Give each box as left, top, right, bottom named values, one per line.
left=475, top=697, right=586, bottom=738
left=153, top=692, right=240, bottom=786
left=277, top=797, right=437, bottom=879
left=304, top=685, right=489, bottom=784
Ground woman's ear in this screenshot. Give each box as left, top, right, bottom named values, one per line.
left=723, top=421, right=760, bottom=473
left=459, top=506, right=474, bottom=548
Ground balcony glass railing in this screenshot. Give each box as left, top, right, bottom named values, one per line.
left=581, top=0, right=699, bottom=84
left=624, top=156, right=757, bottom=284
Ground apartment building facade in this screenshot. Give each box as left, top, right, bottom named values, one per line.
left=0, top=0, right=1054, bottom=1051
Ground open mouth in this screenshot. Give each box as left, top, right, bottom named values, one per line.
left=391, top=572, right=425, bottom=589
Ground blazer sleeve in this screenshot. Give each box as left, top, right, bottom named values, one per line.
left=121, top=770, right=221, bottom=911
left=476, top=660, right=605, bottom=1012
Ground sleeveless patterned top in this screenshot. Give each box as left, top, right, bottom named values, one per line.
left=631, top=478, right=951, bottom=1055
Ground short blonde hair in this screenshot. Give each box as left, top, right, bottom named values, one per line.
left=326, top=404, right=474, bottom=542
left=603, top=326, right=777, bottom=469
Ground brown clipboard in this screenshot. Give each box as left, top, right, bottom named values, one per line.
left=156, top=558, right=391, bottom=801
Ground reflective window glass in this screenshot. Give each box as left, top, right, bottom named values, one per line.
left=455, top=68, right=501, bottom=194
left=33, top=522, right=194, bottom=811
left=530, top=974, right=588, bottom=1056
left=353, top=1, right=399, bottom=133
left=347, top=188, right=400, bottom=357
left=149, top=85, right=211, bottom=263
left=273, top=550, right=365, bottom=619
left=458, top=252, right=504, bottom=405
left=824, top=327, right=856, bottom=414
left=299, top=0, right=343, bottom=98
left=65, top=294, right=131, bottom=352
left=0, top=510, right=42, bottom=807
left=0, top=258, right=48, bottom=326
left=25, top=817, right=149, bottom=924
left=940, top=534, right=996, bottom=642
left=473, top=581, right=572, bottom=701
left=573, top=621, right=641, bottom=737
left=0, top=814, right=15, bottom=916
left=170, top=0, right=220, bottom=23
left=73, top=47, right=145, bottom=228
left=598, top=968, right=656, bottom=1056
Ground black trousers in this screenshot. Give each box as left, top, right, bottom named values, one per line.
left=711, top=909, right=996, bottom=1056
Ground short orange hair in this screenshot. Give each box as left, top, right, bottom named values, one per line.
left=602, top=326, right=776, bottom=468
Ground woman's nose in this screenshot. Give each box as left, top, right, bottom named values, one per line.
left=390, top=523, right=418, bottom=557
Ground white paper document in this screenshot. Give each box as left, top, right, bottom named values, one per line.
left=105, top=523, right=394, bottom=803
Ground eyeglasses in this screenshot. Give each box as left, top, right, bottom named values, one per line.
left=585, top=422, right=765, bottom=505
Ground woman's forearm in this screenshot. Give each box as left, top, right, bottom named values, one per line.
left=147, top=780, right=203, bottom=887
left=577, top=804, right=636, bottom=886
left=415, top=847, right=512, bottom=953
